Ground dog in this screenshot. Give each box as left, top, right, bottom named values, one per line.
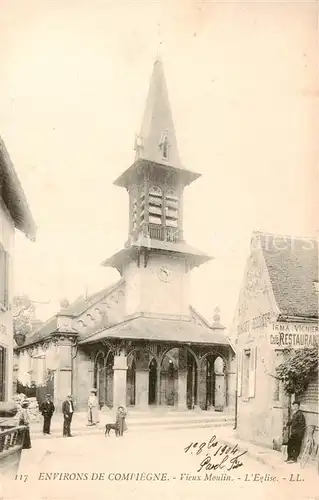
left=105, top=423, right=119, bottom=437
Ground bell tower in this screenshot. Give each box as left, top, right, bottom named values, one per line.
left=102, top=57, right=211, bottom=317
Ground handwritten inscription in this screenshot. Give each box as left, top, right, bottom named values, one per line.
left=184, top=435, right=247, bottom=472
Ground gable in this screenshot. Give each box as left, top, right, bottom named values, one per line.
left=233, top=244, right=279, bottom=339
left=189, top=306, right=210, bottom=328
left=73, top=280, right=125, bottom=339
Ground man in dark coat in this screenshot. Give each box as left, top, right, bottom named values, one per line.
left=62, top=395, right=74, bottom=437
left=286, top=401, right=306, bottom=463
left=40, top=394, right=55, bottom=435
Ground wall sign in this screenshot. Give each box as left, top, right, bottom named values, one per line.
left=237, top=312, right=274, bottom=334
left=270, top=322, right=318, bottom=348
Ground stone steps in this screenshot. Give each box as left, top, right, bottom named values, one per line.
left=29, top=411, right=234, bottom=439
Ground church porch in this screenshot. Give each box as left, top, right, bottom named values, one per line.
left=78, top=317, right=235, bottom=413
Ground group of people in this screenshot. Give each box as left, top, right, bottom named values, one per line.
left=18, top=393, right=55, bottom=449
left=18, top=389, right=127, bottom=448
left=86, top=388, right=127, bottom=436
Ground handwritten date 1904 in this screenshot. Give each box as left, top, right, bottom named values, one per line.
left=184, top=435, right=247, bottom=472
left=184, top=435, right=238, bottom=457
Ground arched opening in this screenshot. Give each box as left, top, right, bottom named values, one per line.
left=105, top=352, right=114, bottom=408
left=160, top=350, right=178, bottom=406
left=148, top=358, right=157, bottom=405
left=202, top=354, right=226, bottom=411
left=127, top=357, right=136, bottom=406
left=160, top=347, right=197, bottom=409
left=213, top=356, right=226, bottom=411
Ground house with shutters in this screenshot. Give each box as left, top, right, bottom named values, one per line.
left=0, top=137, right=36, bottom=402
left=232, top=231, right=318, bottom=448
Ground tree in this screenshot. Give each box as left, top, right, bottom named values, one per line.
left=276, top=346, right=318, bottom=396
left=13, top=295, right=35, bottom=343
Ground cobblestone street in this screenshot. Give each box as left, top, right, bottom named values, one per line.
left=0, top=428, right=316, bottom=500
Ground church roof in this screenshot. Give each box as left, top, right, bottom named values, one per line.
left=79, top=315, right=231, bottom=347
left=19, top=316, right=58, bottom=348
left=101, top=238, right=211, bottom=270
left=136, top=57, right=182, bottom=168
left=113, top=58, right=201, bottom=188
left=59, top=279, right=124, bottom=317
left=0, top=136, right=36, bottom=240
left=256, top=232, right=318, bottom=319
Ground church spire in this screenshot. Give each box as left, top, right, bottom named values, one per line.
left=135, top=57, right=182, bottom=169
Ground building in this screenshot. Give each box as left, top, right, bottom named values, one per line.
left=0, top=137, right=36, bottom=402
left=232, top=231, right=318, bottom=448
left=14, top=58, right=235, bottom=412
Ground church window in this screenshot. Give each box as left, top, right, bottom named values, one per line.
left=165, top=189, right=179, bottom=229
left=148, top=186, right=163, bottom=225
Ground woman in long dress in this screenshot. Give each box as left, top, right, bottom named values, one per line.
left=87, top=389, right=99, bottom=426
left=19, top=400, right=32, bottom=449
left=116, top=406, right=127, bottom=437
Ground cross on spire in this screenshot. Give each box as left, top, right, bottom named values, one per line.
left=135, top=56, right=183, bottom=168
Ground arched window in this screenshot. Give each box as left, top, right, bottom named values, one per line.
left=165, top=189, right=179, bottom=230
left=148, top=186, right=163, bottom=225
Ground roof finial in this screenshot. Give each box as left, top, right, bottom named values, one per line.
left=213, top=306, right=221, bottom=323
left=156, top=23, right=163, bottom=63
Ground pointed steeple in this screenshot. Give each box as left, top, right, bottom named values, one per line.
left=135, top=57, right=183, bottom=169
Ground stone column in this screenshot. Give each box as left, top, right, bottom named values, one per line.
left=156, top=364, right=161, bottom=406
left=53, top=338, right=73, bottom=411
left=113, top=352, right=128, bottom=409
left=178, top=350, right=188, bottom=410
left=136, top=369, right=149, bottom=409
left=197, top=363, right=206, bottom=410
left=214, top=373, right=225, bottom=411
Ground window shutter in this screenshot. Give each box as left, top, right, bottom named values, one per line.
left=249, top=346, right=257, bottom=398
left=237, top=351, right=243, bottom=397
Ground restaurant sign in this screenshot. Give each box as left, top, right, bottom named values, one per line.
left=270, top=322, right=318, bottom=348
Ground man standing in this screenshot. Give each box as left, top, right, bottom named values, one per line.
left=286, top=401, right=306, bottom=463
left=40, top=394, right=55, bottom=435
left=62, top=395, right=74, bottom=437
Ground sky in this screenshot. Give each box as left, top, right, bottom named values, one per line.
left=0, top=0, right=318, bottom=327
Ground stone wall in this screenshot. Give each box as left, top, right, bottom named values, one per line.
left=124, top=253, right=190, bottom=317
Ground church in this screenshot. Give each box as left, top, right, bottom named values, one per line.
left=14, top=58, right=235, bottom=413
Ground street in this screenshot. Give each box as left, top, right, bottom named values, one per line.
left=0, top=428, right=316, bottom=500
